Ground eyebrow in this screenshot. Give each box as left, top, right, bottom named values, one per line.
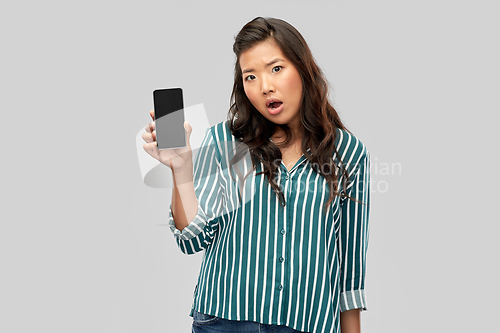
left=242, top=58, right=285, bottom=74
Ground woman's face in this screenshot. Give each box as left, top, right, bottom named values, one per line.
left=239, top=39, right=303, bottom=138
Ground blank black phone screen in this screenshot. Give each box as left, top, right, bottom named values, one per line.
left=153, top=88, right=186, bottom=149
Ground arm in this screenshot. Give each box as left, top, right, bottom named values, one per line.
left=168, top=127, right=225, bottom=255
left=340, top=308, right=361, bottom=333
left=337, top=150, right=370, bottom=314
left=171, top=161, right=198, bottom=231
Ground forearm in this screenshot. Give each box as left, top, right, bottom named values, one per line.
left=171, top=165, right=198, bottom=231
left=340, top=308, right=361, bottom=333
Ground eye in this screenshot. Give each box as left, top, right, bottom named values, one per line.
left=272, top=66, right=282, bottom=73
left=245, top=74, right=256, bottom=82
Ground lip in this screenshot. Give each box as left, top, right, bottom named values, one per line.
left=266, top=98, right=284, bottom=115
left=267, top=102, right=284, bottom=115
left=266, top=98, right=282, bottom=108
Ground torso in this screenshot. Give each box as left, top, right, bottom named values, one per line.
left=271, top=130, right=305, bottom=172
left=278, top=141, right=305, bottom=172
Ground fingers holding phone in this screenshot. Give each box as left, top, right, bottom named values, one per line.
left=142, top=113, right=155, bottom=142
left=142, top=114, right=194, bottom=174
left=143, top=87, right=194, bottom=173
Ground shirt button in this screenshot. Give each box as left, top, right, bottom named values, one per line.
left=279, top=257, right=284, bottom=263
left=285, top=175, right=289, bottom=180
left=278, top=284, right=283, bottom=291
left=280, top=229, right=285, bottom=235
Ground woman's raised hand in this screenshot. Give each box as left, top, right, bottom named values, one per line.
left=142, top=110, right=193, bottom=174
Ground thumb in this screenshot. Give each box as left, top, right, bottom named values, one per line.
left=184, top=121, right=192, bottom=146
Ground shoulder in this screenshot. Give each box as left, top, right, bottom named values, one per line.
left=207, top=120, right=237, bottom=144
left=333, top=127, right=369, bottom=169
left=203, top=120, right=238, bottom=160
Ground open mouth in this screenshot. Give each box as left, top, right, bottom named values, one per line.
left=266, top=98, right=283, bottom=109
left=268, top=101, right=283, bottom=109
left=266, top=99, right=284, bottom=115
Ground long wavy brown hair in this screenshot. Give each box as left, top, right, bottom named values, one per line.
left=227, top=17, right=364, bottom=214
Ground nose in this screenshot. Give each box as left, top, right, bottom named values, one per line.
left=260, top=76, right=275, bottom=95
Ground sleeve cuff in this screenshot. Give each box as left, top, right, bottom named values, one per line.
left=339, top=289, right=368, bottom=312
left=168, top=203, right=208, bottom=241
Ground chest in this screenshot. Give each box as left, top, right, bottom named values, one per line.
left=280, top=145, right=305, bottom=171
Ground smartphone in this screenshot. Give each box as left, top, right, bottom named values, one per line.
left=153, top=88, right=186, bottom=149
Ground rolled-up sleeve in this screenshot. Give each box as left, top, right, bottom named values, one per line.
left=168, top=127, right=225, bottom=255
left=337, top=150, right=370, bottom=312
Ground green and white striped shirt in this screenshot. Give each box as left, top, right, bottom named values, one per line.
left=169, top=120, right=370, bottom=333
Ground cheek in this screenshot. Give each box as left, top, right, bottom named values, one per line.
left=286, top=73, right=303, bottom=100
left=244, top=86, right=258, bottom=104
left=293, top=73, right=303, bottom=93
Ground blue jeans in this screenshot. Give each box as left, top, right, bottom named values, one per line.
left=192, top=310, right=307, bottom=333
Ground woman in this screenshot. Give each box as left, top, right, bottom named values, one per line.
left=143, top=17, right=370, bottom=333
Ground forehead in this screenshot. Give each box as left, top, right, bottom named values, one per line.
left=239, top=39, right=286, bottom=68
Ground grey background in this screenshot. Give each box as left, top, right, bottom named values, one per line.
left=1, top=0, right=498, bottom=332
